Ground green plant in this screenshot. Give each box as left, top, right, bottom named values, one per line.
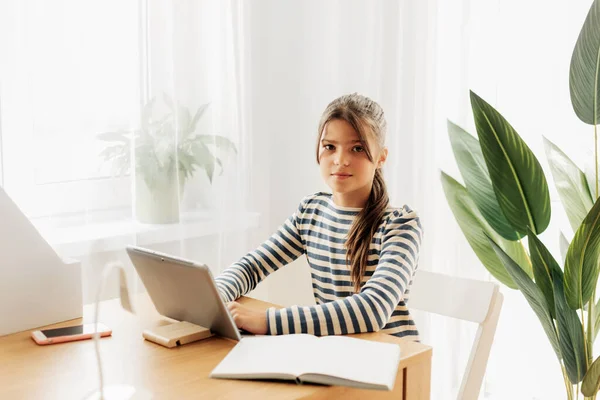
left=98, top=94, right=237, bottom=192
left=441, top=1, right=600, bottom=398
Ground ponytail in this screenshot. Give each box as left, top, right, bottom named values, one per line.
left=345, top=169, right=389, bottom=292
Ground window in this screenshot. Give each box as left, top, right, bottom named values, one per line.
left=0, top=1, right=141, bottom=217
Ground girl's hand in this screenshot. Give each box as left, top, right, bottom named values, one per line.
left=226, top=301, right=268, bottom=335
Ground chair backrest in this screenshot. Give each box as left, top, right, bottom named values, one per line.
left=408, top=270, right=504, bottom=400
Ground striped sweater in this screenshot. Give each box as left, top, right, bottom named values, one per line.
left=215, top=192, right=423, bottom=339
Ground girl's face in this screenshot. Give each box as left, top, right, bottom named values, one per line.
left=318, top=119, right=387, bottom=206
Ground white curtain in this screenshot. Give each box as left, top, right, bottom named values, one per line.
left=0, top=0, right=258, bottom=303
left=1, top=0, right=594, bottom=399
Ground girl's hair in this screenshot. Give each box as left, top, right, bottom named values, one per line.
left=315, top=93, right=390, bottom=293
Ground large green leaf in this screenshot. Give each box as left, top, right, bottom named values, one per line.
left=569, top=0, right=600, bottom=125
left=582, top=355, right=600, bottom=396
left=565, top=196, right=600, bottom=309
left=448, top=120, right=521, bottom=240
left=585, top=148, right=600, bottom=201
left=470, top=91, right=551, bottom=236
left=552, top=270, right=587, bottom=383
left=528, top=228, right=562, bottom=319
left=544, top=137, right=594, bottom=233
left=489, top=240, right=561, bottom=361
left=594, top=297, right=600, bottom=340
left=560, top=231, right=570, bottom=265
left=441, top=172, right=532, bottom=289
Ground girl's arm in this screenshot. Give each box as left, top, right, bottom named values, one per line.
left=214, top=196, right=310, bottom=302
left=265, top=209, right=422, bottom=335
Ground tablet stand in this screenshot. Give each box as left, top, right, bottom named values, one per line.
left=142, top=321, right=213, bottom=348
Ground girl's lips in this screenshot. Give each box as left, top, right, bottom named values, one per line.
left=332, top=174, right=352, bottom=180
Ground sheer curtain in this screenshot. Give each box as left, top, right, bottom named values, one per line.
left=0, top=0, right=260, bottom=304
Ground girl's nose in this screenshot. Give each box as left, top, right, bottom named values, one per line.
left=334, top=155, right=349, bottom=166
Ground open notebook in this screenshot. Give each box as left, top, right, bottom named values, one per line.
left=210, top=334, right=401, bottom=391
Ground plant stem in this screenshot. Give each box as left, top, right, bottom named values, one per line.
left=590, top=123, right=598, bottom=400
left=581, top=305, right=590, bottom=365
left=595, top=124, right=598, bottom=199
left=562, top=363, right=574, bottom=400
left=588, top=289, right=596, bottom=367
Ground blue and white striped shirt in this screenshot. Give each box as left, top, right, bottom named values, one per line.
left=215, top=192, right=423, bottom=339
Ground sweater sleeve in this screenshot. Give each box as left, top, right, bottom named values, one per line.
left=265, top=208, right=423, bottom=336
left=214, top=196, right=310, bottom=302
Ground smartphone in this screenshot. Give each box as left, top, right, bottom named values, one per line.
left=31, top=323, right=112, bottom=345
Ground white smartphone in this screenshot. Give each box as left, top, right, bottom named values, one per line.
left=31, top=323, right=112, bottom=345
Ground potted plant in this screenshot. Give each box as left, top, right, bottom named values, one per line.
left=98, top=94, right=237, bottom=224
left=441, top=1, right=600, bottom=398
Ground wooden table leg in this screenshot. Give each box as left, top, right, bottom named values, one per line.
left=403, top=354, right=431, bottom=400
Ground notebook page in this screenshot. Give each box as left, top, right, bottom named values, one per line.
left=211, top=335, right=319, bottom=378
left=305, top=336, right=400, bottom=387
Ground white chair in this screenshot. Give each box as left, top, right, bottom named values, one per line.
left=409, top=270, right=504, bottom=400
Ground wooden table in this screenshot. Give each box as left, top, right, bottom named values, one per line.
left=0, top=295, right=431, bottom=399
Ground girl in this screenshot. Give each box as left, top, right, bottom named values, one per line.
left=215, top=93, right=423, bottom=340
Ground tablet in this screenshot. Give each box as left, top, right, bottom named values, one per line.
left=126, top=245, right=242, bottom=341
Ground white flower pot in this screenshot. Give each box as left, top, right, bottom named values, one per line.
left=135, top=173, right=183, bottom=224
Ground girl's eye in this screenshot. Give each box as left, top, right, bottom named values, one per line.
left=353, top=146, right=364, bottom=152
left=324, top=144, right=335, bottom=151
